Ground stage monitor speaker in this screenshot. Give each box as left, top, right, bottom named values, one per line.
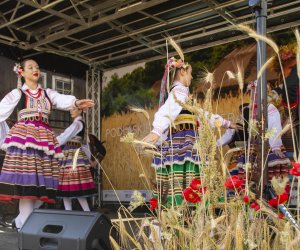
left=19, top=209, right=116, bottom=250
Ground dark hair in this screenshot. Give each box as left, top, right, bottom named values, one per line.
left=230, top=104, right=250, bottom=145
left=88, top=134, right=106, bottom=162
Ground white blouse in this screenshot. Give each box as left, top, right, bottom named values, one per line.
left=0, top=121, right=9, bottom=147
left=268, top=104, right=283, bottom=151
left=151, top=81, right=231, bottom=137
left=0, top=83, right=77, bottom=147
left=0, top=83, right=77, bottom=123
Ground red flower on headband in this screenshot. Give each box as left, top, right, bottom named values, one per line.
left=268, top=193, right=289, bottom=207
left=149, top=197, right=158, bottom=210
left=190, top=178, right=206, bottom=193
left=182, top=187, right=201, bottom=203
left=225, top=176, right=243, bottom=190
left=290, top=162, right=300, bottom=176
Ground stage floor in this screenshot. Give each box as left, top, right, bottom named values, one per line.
left=0, top=226, right=17, bottom=250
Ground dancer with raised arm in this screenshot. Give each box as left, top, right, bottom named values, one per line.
left=0, top=59, right=94, bottom=230
left=143, top=41, right=236, bottom=208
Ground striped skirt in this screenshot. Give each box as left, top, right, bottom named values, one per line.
left=57, top=144, right=96, bottom=198
left=0, top=120, right=62, bottom=203
left=152, top=127, right=201, bottom=207
left=236, top=146, right=290, bottom=192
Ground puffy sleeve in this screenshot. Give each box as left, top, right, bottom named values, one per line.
left=152, top=85, right=189, bottom=136
left=0, top=121, right=10, bottom=147
left=0, top=89, right=21, bottom=122
left=268, top=104, right=283, bottom=151
left=46, top=89, right=77, bottom=110
left=56, top=120, right=83, bottom=146
left=217, top=128, right=235, bottom=146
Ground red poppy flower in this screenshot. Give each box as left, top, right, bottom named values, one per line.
left=268, top=193, right=289, bottom=207
left=149, top=198, right=158, bottom=210
left=243, top=195, right=249, bottom=203
left=190, top=178, right=206, bottom=193
left=254, top=204, right=260, bottom=211
left=225, top=176, right=243, bottom=189
left=182, top=187, right=201, bottom=203
left=250, top=201, right=258, bottom=209
left=290, top=162, right=300, bottom=176
left=278, top=213, right=284, bottom=219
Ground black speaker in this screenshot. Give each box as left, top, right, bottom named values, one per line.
left=19, top=209, right=115, bottom=250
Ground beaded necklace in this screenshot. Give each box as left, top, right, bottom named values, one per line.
left=25, top=88, right=43, bottom=121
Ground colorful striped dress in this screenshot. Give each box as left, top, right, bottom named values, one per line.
left=56, top=116, right=96, bottom=198
left=0, top=84, right=77, bottom=203
left=151, top=81, right=231, bottom=207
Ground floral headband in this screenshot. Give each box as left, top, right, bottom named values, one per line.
left=279, top=42, right=297, bottom=62
left=166, top=57, right=189, bottom=70
left=13, top=63, right=23, bottom=88
left=246, top=80, right=257, bottom=94
left=13, top=63, right=23, bottom=76
left=159, top=57, right=189, bottom=107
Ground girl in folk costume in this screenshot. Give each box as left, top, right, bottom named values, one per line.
left=0, top=59, right=94, bottom=230
left=56, top=108, right=96, bottom=211
left=237, top=81, right=290, bottom=188
left=217, top=104, right=250, bottom=177
left=143, top=39, right=236, bottom=207
left=276, top=43, right=299, bottom=156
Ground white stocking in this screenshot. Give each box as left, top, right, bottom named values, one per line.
left=63, top=198, right=72, bottom=210
left=34, top=200, right=43, bottom=209
left=78, top=197, right=90, bottom=212
left=16, top=199, right=35, bottom=230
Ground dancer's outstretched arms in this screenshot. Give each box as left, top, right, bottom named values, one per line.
left=46, top=89, right=94, bottom=110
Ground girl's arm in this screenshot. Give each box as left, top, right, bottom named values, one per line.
left=199, top=109, right=231, bottom=129
left=46, top=89, right=77, bottom=110
left=151, top=85, right=189, bottom=136
left=56, top=118, right=83, bottom=146
left=217, top=128, right=235, bottom=146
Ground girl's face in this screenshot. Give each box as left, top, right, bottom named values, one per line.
left=70, top=108, right=82, bottom=119
left=21, top=60, right=40, bottom=83
left=182, top=66, right=193, bottom=87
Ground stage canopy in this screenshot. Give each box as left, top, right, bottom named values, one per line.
left=0, top=0, right=299, bottom=71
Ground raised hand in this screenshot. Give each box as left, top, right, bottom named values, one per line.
left=75, top=99, right=95, bottom=110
